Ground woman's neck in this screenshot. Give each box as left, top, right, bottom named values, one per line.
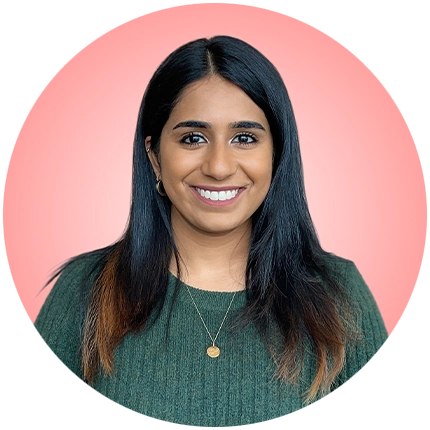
left=169, top=214, right=251, bottom=292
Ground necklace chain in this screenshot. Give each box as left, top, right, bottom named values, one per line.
left=185, top=285, right=237, bottom=357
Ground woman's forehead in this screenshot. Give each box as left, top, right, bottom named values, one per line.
left=165, top=76, right=269, bottom=130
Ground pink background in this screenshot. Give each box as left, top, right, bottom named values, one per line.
left=3, top=4, right=426, bottom=334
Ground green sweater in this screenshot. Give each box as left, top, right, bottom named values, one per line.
left=35, top=255, right=387, bottom=426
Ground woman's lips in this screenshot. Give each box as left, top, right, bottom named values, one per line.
left=191, top=186, right=244, bottom=206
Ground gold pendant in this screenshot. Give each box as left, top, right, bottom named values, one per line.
left=207, top=345, right=220, bottom=358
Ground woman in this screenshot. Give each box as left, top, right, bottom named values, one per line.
left=35, top=36, right=387, bottom=426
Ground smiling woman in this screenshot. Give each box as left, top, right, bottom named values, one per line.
left=34, top=36, right=387, bottom=427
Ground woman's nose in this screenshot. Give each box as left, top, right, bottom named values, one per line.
left=200, top=142, right=237, bottom=180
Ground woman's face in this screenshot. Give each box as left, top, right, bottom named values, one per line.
left=147, top=75, right=273, bottom=236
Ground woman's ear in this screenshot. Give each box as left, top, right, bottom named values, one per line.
left=145, top=136, right=161, bottom=178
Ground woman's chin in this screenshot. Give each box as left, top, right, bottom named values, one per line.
left=189, top=218, right=251, bottom=237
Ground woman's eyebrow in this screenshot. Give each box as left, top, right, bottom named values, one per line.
left=230, top=121, right=266, bottom=131
left=172, top=120, right=266, bottom=131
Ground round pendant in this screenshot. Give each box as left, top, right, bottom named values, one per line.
left=207, top=345, right=220, bottom=358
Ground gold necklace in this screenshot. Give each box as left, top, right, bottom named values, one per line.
left=185, top=285, right=237, bottom=358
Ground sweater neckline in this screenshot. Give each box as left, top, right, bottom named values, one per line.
left=167, top=272, right=247, bottom=311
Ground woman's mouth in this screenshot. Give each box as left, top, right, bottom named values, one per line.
left=195, top=187, right=240, bottom=201
left=192, top=186, right=244, bottom=206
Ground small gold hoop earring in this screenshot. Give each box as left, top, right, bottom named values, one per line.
left=156, top=176, right=167, bottom=197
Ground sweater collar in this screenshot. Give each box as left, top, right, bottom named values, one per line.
left=167, top=272, right=247, bottom=311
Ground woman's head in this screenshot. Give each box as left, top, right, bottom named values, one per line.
left=133, top=36, right=306, bottom=237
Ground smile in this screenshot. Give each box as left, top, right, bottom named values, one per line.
left=195, top=187, right=240, bottom=201
left=192, top=186, right=244, bottom=207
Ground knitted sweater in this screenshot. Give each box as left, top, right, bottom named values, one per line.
left=35, top=254, right=387, bottom=426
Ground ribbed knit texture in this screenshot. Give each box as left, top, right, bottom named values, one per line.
left=35, top=255, right=387, bottom=426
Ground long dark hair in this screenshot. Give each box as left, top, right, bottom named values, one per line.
left=50, top=36, right=357, bottom=402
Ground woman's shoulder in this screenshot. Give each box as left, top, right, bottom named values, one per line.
left=54, top=251, right=105, bottom=285
left=35, top=250, right=106, bottom=326
left=323, top=252, right=388, bottom=346
left=321, top=253, right=369, bottom=295
left=322, top=253, right=357, bottom=275
left=34, top=250, right=106, bottom=376
left=50, top=251, right=104, bottom=292
left=322, top=253, right=387, bottom=328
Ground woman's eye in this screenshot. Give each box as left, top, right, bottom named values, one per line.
left=181, top=133, right=207, bottom=145
left=231, top=133, right=257, bottom=145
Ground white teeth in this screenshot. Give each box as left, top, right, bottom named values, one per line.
left=196, top=188, right=239, bottom=201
